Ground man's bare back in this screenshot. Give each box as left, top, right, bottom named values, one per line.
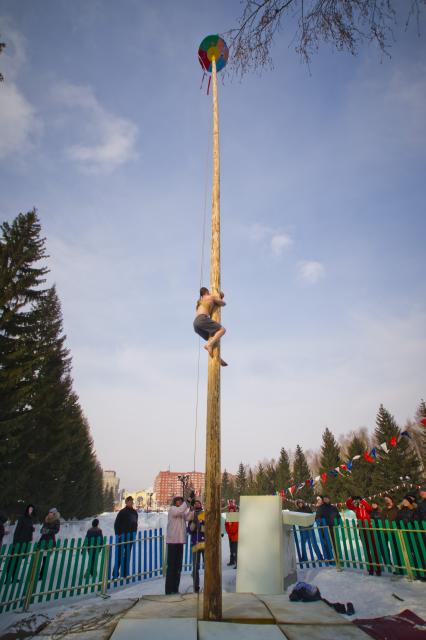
left=195, top=293, right=225, bottom=318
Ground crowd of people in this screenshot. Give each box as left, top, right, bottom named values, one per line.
left=1, top=486, right=424, bottom=592
left=294, top=487, right=426, bottom=579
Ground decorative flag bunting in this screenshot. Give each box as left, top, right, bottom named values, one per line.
left=280, top=481, right=419, bottom=509
left=282, top=430, right=413, bottom=496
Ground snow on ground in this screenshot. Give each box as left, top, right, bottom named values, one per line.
left=2, top=511, right=169, bottom=546
left=298, top=566, right=426, bottom=621
left=1, top=512, right=425, bottom=637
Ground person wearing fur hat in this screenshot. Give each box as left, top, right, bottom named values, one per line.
left=165, top=496, right=191, bottom=595
left=38, top=508, right=61, bottom=580
left=187, top=499, right=205, bottom=592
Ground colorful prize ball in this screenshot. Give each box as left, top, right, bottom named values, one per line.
left=198, top=35, right=229, bottom=73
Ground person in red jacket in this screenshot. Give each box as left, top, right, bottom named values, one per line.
left=225, top=502, right=239, bottom=568
left=346, top=496, right=381, bottom=576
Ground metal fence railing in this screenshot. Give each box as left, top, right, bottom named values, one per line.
left=294, top=518, right=426, bottom=580
left=0, top=527, right=198, bottom=613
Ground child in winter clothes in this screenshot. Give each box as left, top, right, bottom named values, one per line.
left=225, top=503, right=239, bottom=567
left=84, top=518, right=104, bottom=578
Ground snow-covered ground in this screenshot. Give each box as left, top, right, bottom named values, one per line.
left=2, top=511, right=169, bottom=546
left=1, top=511, right=425, bottom=638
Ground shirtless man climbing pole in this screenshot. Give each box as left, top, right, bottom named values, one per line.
left=193, top=287, right=227, bottom=366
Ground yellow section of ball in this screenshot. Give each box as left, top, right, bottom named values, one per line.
left=207, top=46, right=220, bottom=62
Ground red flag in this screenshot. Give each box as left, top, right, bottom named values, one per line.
left=364, top=451, right=375, bottom=463
left=289, top=485, right=296, bottom=495
left=420, top=417, right=426, bottom=426
left=389, top=436, right=397, bottom=447
left=281, top=489, right=285, bottom=497
left=321, top=473, right=327, bottom=484
left=340, top=464, right=347, bottom=471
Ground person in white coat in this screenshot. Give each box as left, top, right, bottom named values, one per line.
left=165, top=496, right=191, bottom=594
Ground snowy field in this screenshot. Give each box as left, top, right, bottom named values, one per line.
left=1, top=511, right=425, bottom=638
left=1, top=511, right=169, bottom=546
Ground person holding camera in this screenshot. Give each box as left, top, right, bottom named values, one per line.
left=187, top=499, right=205, bottom=593
left=165, top=495, right=191, bottom=595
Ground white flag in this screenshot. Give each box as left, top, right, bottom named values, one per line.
left=352, top=455, right=361, bottom=461
left=380, top=442, right=389, bottom=454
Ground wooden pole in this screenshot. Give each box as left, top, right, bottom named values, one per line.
left=203, top=56, right=222, bottom=621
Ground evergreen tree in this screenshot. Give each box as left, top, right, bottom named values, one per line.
left=0, top=211, right=105, bottom=518
left=221, top=469, right=235, bottom=505
left=246, top=467, right=255, bottom=495
left=373, top=404, right=422, bottom=496
left=255, top=463, right=268, bottom=494
left=264, top=461, right=277, bottom=494
left=276, top=447, right=292, bottom=492
left=318, top=428, right=344, bottom=502
left=345, top=434, right=374, bottom=498
left=235, top=462, right=247, bottom=498
left=293, top=444, right=313, bottom=502
left=0, top=211, right=48, bottom=515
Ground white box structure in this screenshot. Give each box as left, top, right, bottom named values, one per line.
left=236, top=495, right=283, bottom=594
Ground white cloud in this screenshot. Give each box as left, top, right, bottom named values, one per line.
left=298, top=260, right=325, bottom=284
left=0, top=20, right=40, bottom=159
left=52, top=83, right=138, bottom=173
left=271, top=233, right=292, bottom=256
left=247, top=223, right=292, bottom=256
left=0, top=18, right=27, bottom=79
left=0, top=82, right=40, bottom=158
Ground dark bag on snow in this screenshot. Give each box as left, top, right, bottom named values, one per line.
left=289, top=581, right=321, bottom=602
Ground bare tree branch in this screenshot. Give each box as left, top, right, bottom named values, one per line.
left=226, top=0, right=426, bottom=76
left=0, top=38, right=6, bottom=82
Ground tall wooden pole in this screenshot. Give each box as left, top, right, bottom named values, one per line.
left=203, top=56, right=222, bottom=621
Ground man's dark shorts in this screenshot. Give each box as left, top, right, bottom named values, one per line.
left=193, top=314, right=222, bottom=341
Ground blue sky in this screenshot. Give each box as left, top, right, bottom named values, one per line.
left=1, top=1, right=425, bottom=490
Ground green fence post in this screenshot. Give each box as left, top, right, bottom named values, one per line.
left=162, top=536, right=167, bottom=577
left=396, top=526, right=413, bottom=581
left=23, top=547, right=41, bottom=612
left=101, top=542, right=110, bottom=596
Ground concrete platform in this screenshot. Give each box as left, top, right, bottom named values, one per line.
left=279, top=624, right=370, bottom=640
left=108, top=592, right=370, bottom=640
left=111, top=618, right=197, bottom=640
left=258, top=595, right=353, bottom=625
left=199, top=621, right=285, bottom=639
